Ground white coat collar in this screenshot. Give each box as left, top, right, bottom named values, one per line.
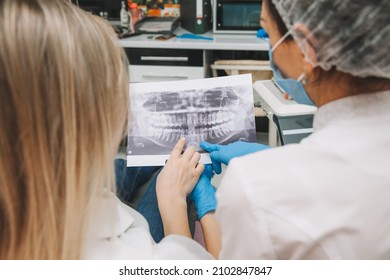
left=86, top=192, right=135, bottom=239
left=313, top=90, right=390, bottom=131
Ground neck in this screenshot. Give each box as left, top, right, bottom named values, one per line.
left=306, top=69, right=390, bottom=107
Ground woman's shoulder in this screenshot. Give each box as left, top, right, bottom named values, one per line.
left=83, top=193, right=212, bottom=259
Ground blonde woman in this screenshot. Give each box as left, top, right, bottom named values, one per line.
left=0, top=0, right=211, bottom=259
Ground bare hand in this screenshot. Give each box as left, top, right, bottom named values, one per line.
left=157, top=138, right=204, bottom=206
left=156, top=138, right=204, bottom=237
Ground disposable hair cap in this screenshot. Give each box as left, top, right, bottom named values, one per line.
left=272, top=0, right=390, bottom=79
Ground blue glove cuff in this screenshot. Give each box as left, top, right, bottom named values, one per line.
left=196, top=196, right=217, bottom=220
left=195, top=186, right=217, bottom=220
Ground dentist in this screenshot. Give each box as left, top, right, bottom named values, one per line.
left=193, top=0, right=390, bottom=259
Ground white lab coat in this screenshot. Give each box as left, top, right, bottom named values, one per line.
left=216, top=90, right=390, bottom=259
left=82, top=192, right=212, bottom=259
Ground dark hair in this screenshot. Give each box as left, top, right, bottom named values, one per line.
left=263, top=0, right=288, bottom=37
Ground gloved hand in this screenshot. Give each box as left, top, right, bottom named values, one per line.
left=189, top=165, right=217, bottom=220
left=200, top=141, right=271, bottom=174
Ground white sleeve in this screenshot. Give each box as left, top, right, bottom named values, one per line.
left=83, top=195, right=213, bottom=260
left=153, top=235, right=213, bottom=260
left=216, top=155, right=330, bottom=260
left=216, top=159, right=277, bottom=259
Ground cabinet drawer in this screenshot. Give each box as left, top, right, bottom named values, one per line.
left=129, top=65, right=205, bottom=83
left=125, top=48, right=204, bottom=67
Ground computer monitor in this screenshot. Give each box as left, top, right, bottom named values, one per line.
left=71, top=0, right=122, bottom=20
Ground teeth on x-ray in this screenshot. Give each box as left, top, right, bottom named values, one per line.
left=149, top=111, right=234, bottom=142
left=135, top=85, right=252, bottom=150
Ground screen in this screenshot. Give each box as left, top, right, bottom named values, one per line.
left=221, top=3, right=261, bottom=29
left=72, top=0, right=122, bottom=20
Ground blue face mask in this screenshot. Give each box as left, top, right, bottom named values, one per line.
left=269, top=33, right=315, bottom=106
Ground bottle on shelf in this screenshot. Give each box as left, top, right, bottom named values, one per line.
left=120, top=0, right=131, bottom=32
left=130, top=3, right=139, bottom=30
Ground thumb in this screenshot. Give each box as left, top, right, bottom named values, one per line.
left=200, top=141, right=221, bottom=153
left=209, top=152, right=225, bottom=174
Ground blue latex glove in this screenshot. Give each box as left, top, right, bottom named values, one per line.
left=189, top=165, right=217, bottom=220
left=256, top=28, right=269, bottom=39
left=200, top=141, right=271, bottom=174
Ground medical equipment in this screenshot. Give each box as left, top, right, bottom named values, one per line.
left=253, top=80, right=316, bottom=145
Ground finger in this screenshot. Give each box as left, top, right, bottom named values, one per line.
left=212, top=160, right=222, bottom=175
left=203, top=165, right=214, bottom=178
left=195, top=162, right=205, bottom=178
left=200, top=141, right=221, bottom=152
left=204, top=164, right=213, bottom=173
left=182, top=146, right=196, bottom=161
left=170, top=138, right=186, bottom=159
left=190, top=151, right=201, bottom=166
left=210, top=151, right=229, bottom=165
left=209, top=153, right=223, bottom=174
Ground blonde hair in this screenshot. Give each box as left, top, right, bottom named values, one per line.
left=0, top=0, right=129, bottom=259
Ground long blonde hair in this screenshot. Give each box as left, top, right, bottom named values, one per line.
left=0, top=0, right=129, bottom=259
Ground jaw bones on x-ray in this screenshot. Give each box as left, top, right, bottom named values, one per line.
left=127, top=74, right=256, bottom=166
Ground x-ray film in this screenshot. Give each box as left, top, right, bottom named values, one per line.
left=127, top=74, right=256, bottom=166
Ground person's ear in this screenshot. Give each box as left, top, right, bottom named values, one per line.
left=292, top=23, right=317, bottom=79
left=292, top=23, right=317, bottom=65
